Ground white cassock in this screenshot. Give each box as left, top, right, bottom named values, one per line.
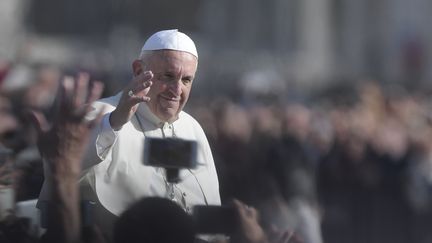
left=38, top=92, right=221, bottom=237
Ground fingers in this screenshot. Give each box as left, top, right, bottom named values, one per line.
left=73, top=73, right=104, bottom=110
left=110, top=71, right=153, bottom=130
left=62, top=73, right=103, bottom=107
left=233, top=199, right=258, bottom=219
left=88, top=106, right=107, bottom=129
left=73, top=73, right=90, bottom=108
left=27, top=110, right=50, bottom=134
left=88, top=81, right=104, bottom=104
left=126, top=71, right=153, bottom=102
left=84, top=81, right=105, bottom=128
left=269, top=226, right=302, bottom=243
left=57, top=76, right=75, bottom=113
left=279, top=230, right=294, bottom=243
left=26, top=73, right=104, bottom=138
left=57, top=73, right=105, bottom=120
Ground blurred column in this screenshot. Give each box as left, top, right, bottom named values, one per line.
left=236, top=0, right=260, bottom=49
left=295, top=0, right=333, bottom=87
left=0, top=0, right=26, bottom=60
left=273, top=0, right=294, bottom=52
left=197, top=0, right=229, bottom=45
left=385, top=0, right=431, bottom=86
left=340, top=0, right=367, bottom=77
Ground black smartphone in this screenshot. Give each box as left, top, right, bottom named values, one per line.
left=192, top=205, right=238, bottom=235
left=143, top=137, right=198, bottom=169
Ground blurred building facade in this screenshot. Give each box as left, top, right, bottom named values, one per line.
left=1, top=0, right=432, bottom=95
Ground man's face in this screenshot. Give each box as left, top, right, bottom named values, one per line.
left=140, top=50, right=197, bottom=122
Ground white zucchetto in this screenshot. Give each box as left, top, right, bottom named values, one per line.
left=141, top=29, right=198, bottom=58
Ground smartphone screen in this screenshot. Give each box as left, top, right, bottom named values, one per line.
left=192, top=205, right=237, bottom=235
left=143, top=137, right=198, bottom=169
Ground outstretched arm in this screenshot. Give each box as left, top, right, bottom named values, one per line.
left=30, top=73, right=104, bottom=243
left=79, top=69, right=153, bottom=170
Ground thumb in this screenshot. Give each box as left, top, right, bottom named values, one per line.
left=26, top=109, right=50, bottom=135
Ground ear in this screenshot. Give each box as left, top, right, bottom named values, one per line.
left=132, top=59, right=144, bottom=77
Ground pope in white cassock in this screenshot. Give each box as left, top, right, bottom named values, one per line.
left=38, top=29, right=221, bottom=238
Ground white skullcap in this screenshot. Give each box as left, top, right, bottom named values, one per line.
left=141, top=29, right=198, bottom=58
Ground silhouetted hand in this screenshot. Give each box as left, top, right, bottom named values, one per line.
left=29, top=73, right=104, bottom=243
left=30, top=73, right=104, bottom=178
left=232, top=199, right=268, bottom=243
left=231, top=198, right=303, bottom=243
left=267, top=225, right=304, bottom=243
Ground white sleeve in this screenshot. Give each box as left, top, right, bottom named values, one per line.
left=81, top=112, right=118, bottom=170
left=95, top=113, right=119, bottom=159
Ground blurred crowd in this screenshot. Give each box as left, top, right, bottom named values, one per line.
left=1, top=60, right=432, bottom=243
left=190, top=80, right=432, bottom=243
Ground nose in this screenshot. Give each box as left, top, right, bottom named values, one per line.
left=168, top=79, right=182, bottom=96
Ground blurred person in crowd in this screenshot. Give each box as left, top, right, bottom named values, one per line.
left=37, top=29, right=221, bottom=240
left=113, top=197, right=195, bottom=243
left=30, top=73, right=105, bottom=243
left=281, top=104, right=311, bottom=143
left=307, top=108, right=334, bottom=157
left=0, top=60, right=11, bottom=84
left=190, top=104, right=219, bottom=145
left=0, top=73, right=104, bottom=243
left=0, top=64, right=62, bottom=202
left=405, top=126, right=432, bottom=243
left=211, top=100, right=254, bottom=203
left=0, top=96, right=18, bottom=145
left=211, top=99, right=316, bottom=243
left=0, top=64, right=32, bottom=234
left=249, top=105, right=282, bottom=140
left=259, top=104, right=322, bottom=243
left=0, top=214, right=38, bottom=243
left=0, top=96, right=19, bottom=188
left=0, top=66, right=42, bottom=236
left=317, top=82, right=417, bottom=243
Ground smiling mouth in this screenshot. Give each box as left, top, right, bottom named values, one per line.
left=161, top=95, right=180, bottom=102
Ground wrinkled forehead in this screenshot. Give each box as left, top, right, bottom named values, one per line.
left=142, top=50, right=197, bottom=64
left=141, top=50, right=198, bottom=73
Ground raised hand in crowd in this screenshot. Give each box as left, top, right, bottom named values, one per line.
left=29, top=73, right=104, bottom=243
left=266, top=225, right=304, bottom=243
left=231, top=199, right=303, bottom=243
left=231, top=199, right=268, bottom=243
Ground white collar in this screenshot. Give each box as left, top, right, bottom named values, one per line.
left=136, top=103, right=180, bottom=128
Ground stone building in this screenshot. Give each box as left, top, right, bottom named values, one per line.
left=1, top=0, right=432, bottom=93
